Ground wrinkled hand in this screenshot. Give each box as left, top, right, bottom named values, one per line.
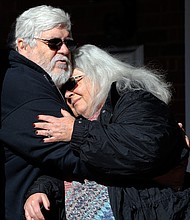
left=24, top=193, right=50, bottom=220
left=33, top=109, right=75, bottom=143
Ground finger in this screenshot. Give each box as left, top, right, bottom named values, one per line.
left=25, top=209, right=33, bottom=220
left=33, top=208, right=45, bottom=220
left=25, top=204, right=39, bottom=220
left=61, top=109, right=72, bottom=117
left=31, top=203, right=45, bottom=220
left=178, top=122, right=183, bottom=129
left=43, top=137, right=57, bottom=143
left=41, top=194, right=50, bottom=210
left=33, top=122, right=50, bottom=129
left=185, top=136, right=190, bottom=147
left=61, top=108, right=65, bottom=116
left=37, top=115, right=58, bottom=123
left=35, top=129, right=51, bottom=137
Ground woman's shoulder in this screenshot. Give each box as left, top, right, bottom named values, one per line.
left=117, top=89, right=166, bottom=110
left=123, top=89, right=160, bottom=101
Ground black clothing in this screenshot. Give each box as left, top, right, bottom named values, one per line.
left=72, top=87, right=190, bottom=219
left=0, top=50, right=91, bottom=220
left=29, top=84, right=190, bottom=219
left=26, top=176, right=66, bottom=220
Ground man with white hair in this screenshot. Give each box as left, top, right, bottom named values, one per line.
left=0, top=5, right=90, bottom=220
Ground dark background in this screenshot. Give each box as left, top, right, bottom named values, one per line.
left=0, top=0, right=185, bottom=123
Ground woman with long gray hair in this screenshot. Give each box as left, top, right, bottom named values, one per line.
left=25, top=44, right=190, bottom=220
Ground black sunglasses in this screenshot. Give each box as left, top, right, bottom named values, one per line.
left=64, top=75, right=84, bottom=91
left=35, top=37, right=77, bottom=51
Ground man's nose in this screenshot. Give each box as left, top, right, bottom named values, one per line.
left=58, top=43, right=70, bottom=55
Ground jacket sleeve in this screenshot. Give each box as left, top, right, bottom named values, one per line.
left=25, top=175, right=64, bottom=206
left=70, top=91, right=188, bottom=180
left=0, top=69, right=90, bottom=181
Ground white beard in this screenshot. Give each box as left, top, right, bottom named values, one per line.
left=49, top=63, right=72, bottom=88
left=41, top=54, right=72, bottom=88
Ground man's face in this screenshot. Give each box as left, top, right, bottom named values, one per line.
left=20, top=27, right=72, bottom=87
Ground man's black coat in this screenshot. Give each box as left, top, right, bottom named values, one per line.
left=0, top=50, right=90, bottom=220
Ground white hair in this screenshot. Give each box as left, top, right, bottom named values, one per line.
left=73, top=44, right=172, bottom=116
left=8, top=5, right=71, bottom=50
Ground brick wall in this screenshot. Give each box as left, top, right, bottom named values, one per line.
left=136, top=0, right=185, bottom=123
left=0, top=0, right=185, bottom=122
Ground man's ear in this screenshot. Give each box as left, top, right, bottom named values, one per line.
left=17, top=38, right=26, bottom=51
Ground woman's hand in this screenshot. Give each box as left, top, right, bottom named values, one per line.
left=178, top=123, right=190, bottom=148
left=24, top=193, right=50, bottom=220
left=33, top=109, right=75, bottom=143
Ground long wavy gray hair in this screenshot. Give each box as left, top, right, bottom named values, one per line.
left=73, top=44, right=172, bottom=117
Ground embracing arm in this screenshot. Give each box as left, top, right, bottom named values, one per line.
left=33, top=91, right=189, bottom=179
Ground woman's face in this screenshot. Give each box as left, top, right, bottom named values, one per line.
left=65, top=68, right=93, bottom=118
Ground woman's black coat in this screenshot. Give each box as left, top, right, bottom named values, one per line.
left=27, top=82, right=190, bottom=219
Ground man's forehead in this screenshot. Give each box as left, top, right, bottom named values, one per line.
left=40, top=27, right=70, bottom=38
